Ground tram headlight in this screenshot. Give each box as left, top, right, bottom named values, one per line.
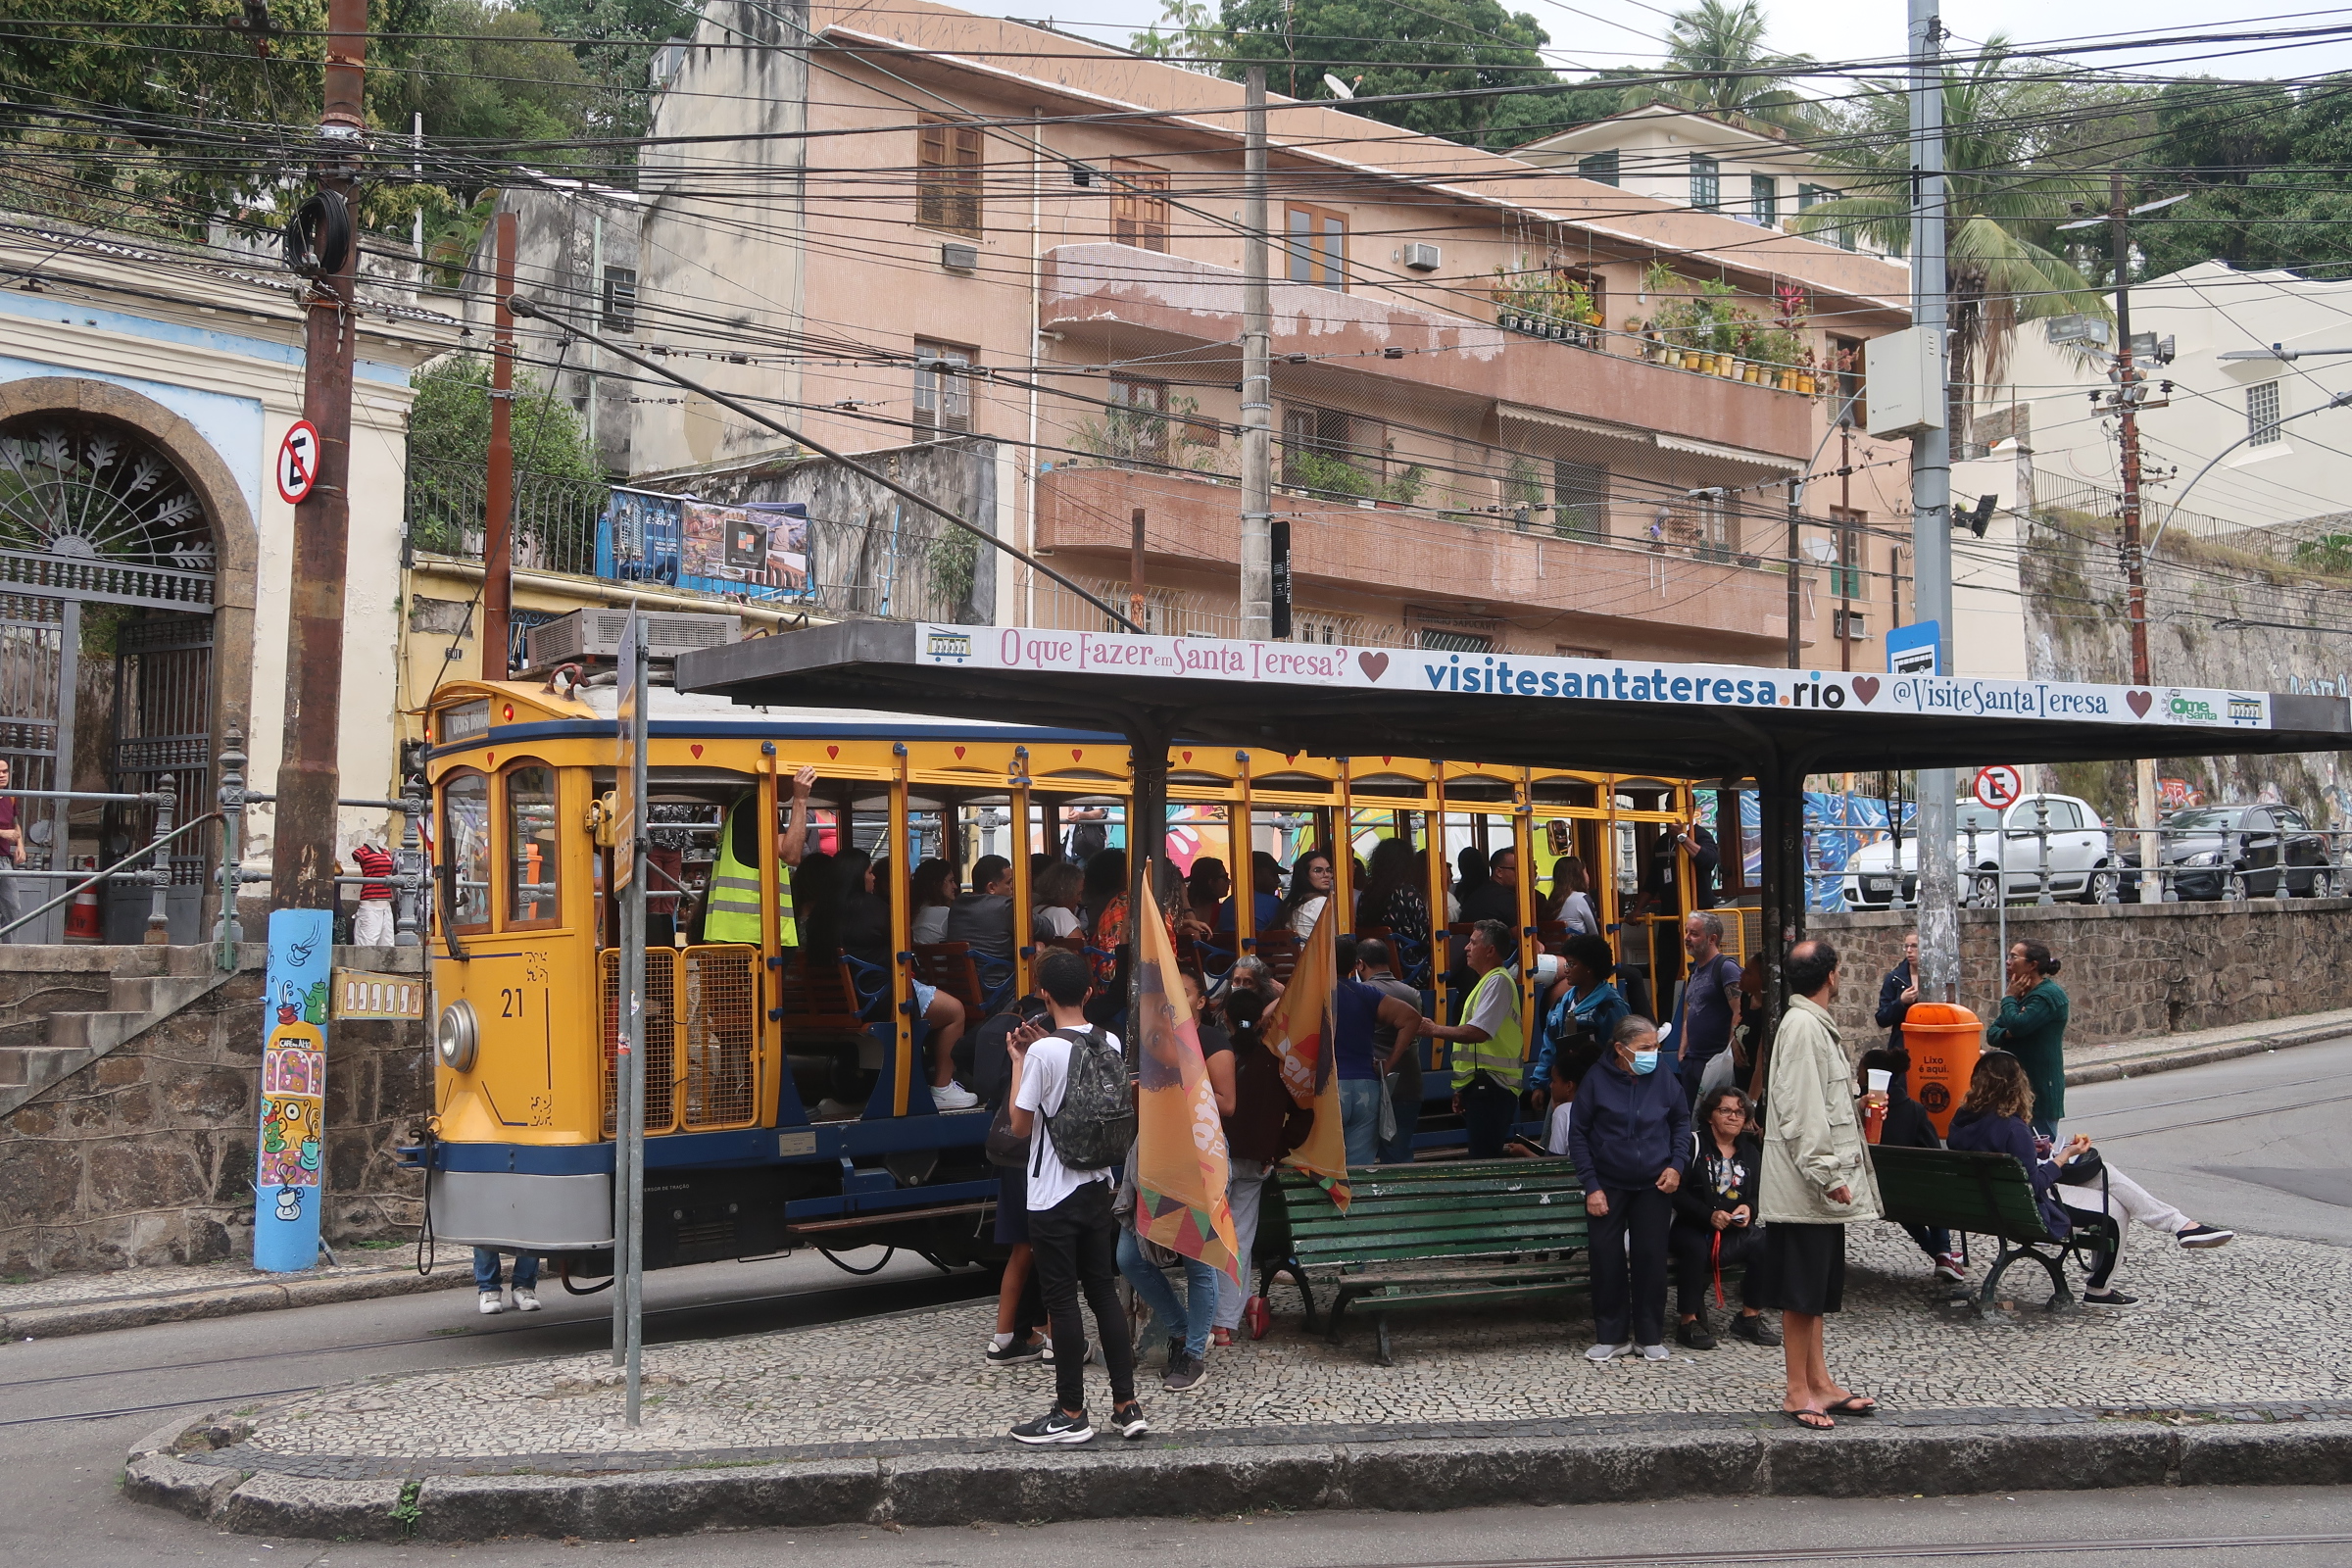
left=436, top=1000, right=479, bottom=1073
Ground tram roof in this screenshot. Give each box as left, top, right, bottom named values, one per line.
left=675, top=621, right=2352, bottom=778
left=570, top=682, right=1114, bottom=741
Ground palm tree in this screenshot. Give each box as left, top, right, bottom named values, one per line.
left=1628, top=0, right=1817, bottom=137
left=1790, top=38, right=2110, bottom=446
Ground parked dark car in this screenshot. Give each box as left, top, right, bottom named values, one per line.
left=2120, top=805, right=2340, bottom=901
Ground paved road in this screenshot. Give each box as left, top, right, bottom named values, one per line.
left=2067, top=1035, right=2352, bottom=1246
left=7, top=1039, right=2351, bottom=1566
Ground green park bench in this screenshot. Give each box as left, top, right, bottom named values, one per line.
left=1259, top=1158, right=1590, bottom=1365
left=1869, top=1145, right=2118, bottom=1318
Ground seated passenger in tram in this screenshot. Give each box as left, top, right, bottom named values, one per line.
left=1219, top=853, right=1284, bottom=932
left=944, top=855, right=1018, bottom=967
left=1357, top=837, right=1433, bottom=955
left=1033, top=860, right=1084, bottom=943
left=1280, top=848, right=1336, bottom=940
left=834, top=846, right=975, bottom=1111
left=910, top=857, right=956, bottom=946
left=1082, top=848, right=1128, bottom=970
left=1177, top=858, right=1229, bottom=940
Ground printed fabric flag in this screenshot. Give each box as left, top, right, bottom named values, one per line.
left=1263, top=898, right=1349, bottom=1212
left=1134, top=876, right=1243, bottom=1281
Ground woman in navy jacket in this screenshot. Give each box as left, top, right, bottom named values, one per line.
left=1568, top=1014, right=1690, bottom=1361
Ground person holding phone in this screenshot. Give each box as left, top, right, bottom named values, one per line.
left=1670, top=1087, right=1779, bottom=1349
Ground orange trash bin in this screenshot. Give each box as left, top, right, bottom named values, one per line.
left=1901, top=1003, right=1983, bottom=1139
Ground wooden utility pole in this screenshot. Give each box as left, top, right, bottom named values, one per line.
left=482, top=212, right=517, bottom=679
left=270, top=0, right=367, bottom=911
left=2111, top=171, right=2162, bottom=897
left=1239, top=68, right=1273, bottom=640
left=1129, top=507, right=1147, bottom=630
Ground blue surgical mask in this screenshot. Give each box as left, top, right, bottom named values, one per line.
left=1631, top=1050, right=1660, bottom=1076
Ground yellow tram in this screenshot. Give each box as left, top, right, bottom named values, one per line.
left=412, top=671, right=1712, bottom=1277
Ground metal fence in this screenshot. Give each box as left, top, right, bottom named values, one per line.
left=404, top=459, right=609, bottom=578
left=1029, top=573, right=1414, bottom=648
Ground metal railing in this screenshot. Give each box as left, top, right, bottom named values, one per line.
left=0, top=778, right=186, bottom=943
left=213, top=723, right=430, bottom=970
left=404, top=458, right=607, bottom=578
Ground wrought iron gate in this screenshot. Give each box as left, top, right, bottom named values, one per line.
left=0, top=411, right=220, bottom=941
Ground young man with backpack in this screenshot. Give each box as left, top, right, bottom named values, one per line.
left=1004, top=948, right=1146, bottom=1444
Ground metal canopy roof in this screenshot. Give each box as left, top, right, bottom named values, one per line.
left=675, top=621, right=2352, bottom=779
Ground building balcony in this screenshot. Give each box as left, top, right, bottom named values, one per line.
left=1040, top=244, right=1816, bottom=465
left=1034, top=463, right=1813, bottom=658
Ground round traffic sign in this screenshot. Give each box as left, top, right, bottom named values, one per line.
left=1973, top=764, right=2024, bottom=811
left=275, top=419, right=321, bottom=506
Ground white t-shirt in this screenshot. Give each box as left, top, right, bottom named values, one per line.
left=1036, top=906, right=1082, bottom=941
left=1545, top=1100, right=1575, bottom=1156
left=912, top=906, right=950, bottom=945
left=1288, top=895, right=1328, bottom=941
left=1014, top=1029, right=1123, bottom=1213
left=1559, top=891, right=1598, bottom=937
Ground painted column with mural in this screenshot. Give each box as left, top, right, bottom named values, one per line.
left=253, top=908, right=332, bottom=1271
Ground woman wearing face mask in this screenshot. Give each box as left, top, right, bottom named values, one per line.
left=1566, top=1014, right=1690, bottom=1363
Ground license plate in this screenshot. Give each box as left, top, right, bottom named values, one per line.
left=1866, top=877, right=1894, bottom=892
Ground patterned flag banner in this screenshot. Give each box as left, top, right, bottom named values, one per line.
left=1134, top=876, right=1242, bottom=1280
left=1264, top=899, right=1349, bottom=1212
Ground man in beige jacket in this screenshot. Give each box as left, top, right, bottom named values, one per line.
left=1759, top=939, right=1883, bottom=1430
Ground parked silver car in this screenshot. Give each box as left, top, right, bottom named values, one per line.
left=1839, top=793, right=2117, bottom=908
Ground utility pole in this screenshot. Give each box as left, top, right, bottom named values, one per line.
left=1130, top=507, right=1148, bottom=629
left=270, top=0, right=367, bottom=912
left=1785, top=479, right=1802, bottom=668
left=1908, top=0, right=1961, bottom=1002
left=2111, top=171, right=2162, bottom=900
left=1239, top=68, right=1274, bottom=641
left=481, top=211, right=517, bottom=680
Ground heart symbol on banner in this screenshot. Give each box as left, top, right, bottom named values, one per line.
left=826, top=745, right=840, bottom=760
left=2127, top=690, right=2153, bottom=718
left=954, top=746, right=965, bottom=760
left=1851, top=676, right=1880, bottom=705
left=690, top=745, right=703, bottom=759
left=1358, top=651, right=1390, bottom=680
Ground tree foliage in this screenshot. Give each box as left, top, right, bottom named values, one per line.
left=1213, top=0, right=1555, bottom=146
left=1626, top=0, right=1817, bottom=136
left=408, top=355, right=603, bottom=485
left=2132, top=77, right=2352, bottom=281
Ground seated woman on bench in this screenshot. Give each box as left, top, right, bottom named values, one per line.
left=1945, top=1053, right=2232, bottom=1306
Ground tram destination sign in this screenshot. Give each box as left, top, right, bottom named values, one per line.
left=914, top=625, right=2275, bottom=732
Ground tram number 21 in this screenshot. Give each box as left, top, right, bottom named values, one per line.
left=500, top=988, right=529, bottom=1018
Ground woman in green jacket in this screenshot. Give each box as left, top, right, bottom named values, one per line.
left=1985, top=940, right=2068, bottom=1141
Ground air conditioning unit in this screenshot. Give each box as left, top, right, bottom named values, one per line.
left=1401, top=242, right=1442, bottom=272
left=940, top=242, right=978, bottom=273
left=525, top=609, right=742, bottom=670
left=1833, top=608, right=1870, bottom=640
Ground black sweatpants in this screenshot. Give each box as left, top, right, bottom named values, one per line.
left=1671, top=1218, right=1768, bottom=1316
left=1026, top=1180, right=1137, bottom=1414
left=1589, top=1185, right=1674, bottom=1348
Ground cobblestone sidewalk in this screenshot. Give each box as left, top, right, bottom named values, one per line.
left=0, top=1243, right=465, bottom=1337
left=217, top=1219, right=2335, bottom=1471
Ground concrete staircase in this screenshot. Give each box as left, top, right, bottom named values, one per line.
left=0, top=952, right=243, bottom=1118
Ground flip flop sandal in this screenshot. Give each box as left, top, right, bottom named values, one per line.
left=1784, top=1408, right=1835, bottom=1431
left=1244, top=1296, right=1272, bottom=1340
left=1211, top=1326, right=1235, bottom=1348
left=1826, top=1396, right=1879, bottom=1416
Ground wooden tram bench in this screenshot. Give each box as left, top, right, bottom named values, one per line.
left=1260, top=1159, right=1590, bottom=1365
left=1869, top=1145, right=2118, bottom=1318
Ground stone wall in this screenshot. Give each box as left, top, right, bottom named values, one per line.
left=1810, top=898, right=2352, bottom=1049
left=0, top=948, right=428, bottom=1277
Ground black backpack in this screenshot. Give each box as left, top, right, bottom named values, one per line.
left=1038, top=1026, right=1135, bottom=1173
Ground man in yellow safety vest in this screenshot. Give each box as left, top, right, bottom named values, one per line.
left=1418, top=918, right=1525, bottom=1158
left=701, top=764, right=815, bottom=949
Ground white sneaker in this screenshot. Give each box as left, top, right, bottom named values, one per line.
left=932, top=1081, right=980, bottom=1111
left=1640, top=1343, right=1671, bottom=1361
left=1585, top=1341, right=1631, bottom=1362
left=513, top=1288, right=541, bottom=1312
left=477, top=1292, right=505, bottom=1315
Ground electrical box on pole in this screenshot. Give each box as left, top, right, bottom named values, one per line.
left=1866, top=328, right=1946, bottom=439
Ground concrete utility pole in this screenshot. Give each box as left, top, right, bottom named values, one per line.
left=2110, top=172, right=2163, bottom=900
left=481, top=211, right=517, bottom=680
left=1239, top=68, right=1274, bottom=641
left=270, top=0, right=367, bottom=911
left=1908, top=0, right=1961, bottom=1001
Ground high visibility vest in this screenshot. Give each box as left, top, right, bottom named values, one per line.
left=701, top=800, right=797, bottom=946
left=1451, top=963, right=1525, bottom=1089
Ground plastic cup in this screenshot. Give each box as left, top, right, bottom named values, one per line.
left=1866, top=1068, right=1891, bottom=1094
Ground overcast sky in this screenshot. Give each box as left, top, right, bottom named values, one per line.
left=958, top=1, right=2352, bottom=94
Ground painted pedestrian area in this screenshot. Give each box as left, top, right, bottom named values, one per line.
left=206, top=1222, right=2339, bottom=1475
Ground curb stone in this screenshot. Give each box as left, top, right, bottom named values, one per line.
left=3, top=1267, right=470, bottom=1342
left=131, top=1411, right=2352, bottom=1541
left=2065, top=1017, right=2347, bottom=1088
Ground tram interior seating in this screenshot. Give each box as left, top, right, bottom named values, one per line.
left=1252, top=928, right=1300, bottom=984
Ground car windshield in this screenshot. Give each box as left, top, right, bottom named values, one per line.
left=2165, top=808, right=2245, bottom=830
left=1957, top=805, right=1999, bottom=833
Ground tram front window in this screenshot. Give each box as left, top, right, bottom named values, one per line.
left=506, top=765, right=561, bottom=927
left=445, top=771, right=491, bottom=931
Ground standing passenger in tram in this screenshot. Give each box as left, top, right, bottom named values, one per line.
left=1420, top=920, right=1524, bottom=1158
left=1332, top=936, right=1423, bottom=1169
left=1355, top=938, right=1426, bottom=1164
left=700, top=763, right=815, bottom=956
left=1063, top=804, right=1109, bottom=865
left=835, top=846, right=974, bottom=1111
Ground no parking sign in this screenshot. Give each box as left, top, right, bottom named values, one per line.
left=1973, top=764, right=2024, bottom=810
left=275, top=419, right=321, bottom=506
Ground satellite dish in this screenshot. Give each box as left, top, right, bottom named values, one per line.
left=1322, top=73, right=1356, bottom=100
left=1803, top=537, right=1838, bottom=564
